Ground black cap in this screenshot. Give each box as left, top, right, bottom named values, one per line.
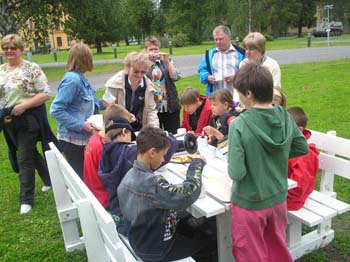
left=105, top=116, right=136, bottom=141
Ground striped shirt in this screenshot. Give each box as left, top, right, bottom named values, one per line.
left=212, top=45, right=240, bottom=91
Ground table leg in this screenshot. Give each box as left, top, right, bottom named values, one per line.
left=216, top=210, right=234, bottom=262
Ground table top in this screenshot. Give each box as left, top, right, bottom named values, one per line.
left=157, top=145, right=297, bottom=217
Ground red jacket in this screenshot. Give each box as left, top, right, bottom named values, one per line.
left=83, top=133, right=109, bottom=208
left=181, top=95, right=212, bottom=136
left=287, top=129, right=319, bottom=210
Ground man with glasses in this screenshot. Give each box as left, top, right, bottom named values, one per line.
left=104, top=51, right=159, bottom=131
left=198, top=25, right=246, bottom=98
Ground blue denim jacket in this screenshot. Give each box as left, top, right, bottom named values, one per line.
left=50, top=71, right=102, bottom=141
left=117, top=158, right=205, bottom=261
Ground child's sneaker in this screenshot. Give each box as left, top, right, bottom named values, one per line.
left=41, top=186, right=52, bottom=192
left=20, top=204, right=32, bottom=215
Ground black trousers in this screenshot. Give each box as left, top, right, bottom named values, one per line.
left=59, top=140, right=85, bottom=179
left=155, top=217, right=218, bottom=262
left=5, top=115, right=51, bottom=205
left=158, top=111, right=180, bottom=135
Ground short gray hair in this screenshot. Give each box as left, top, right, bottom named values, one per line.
left=213, top=25, right=232, bottom=37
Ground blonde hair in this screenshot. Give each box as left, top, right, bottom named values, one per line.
left=1, top=34, right=24, bottom=51
left=66, top=42, right=93, bottom=73
left=243, top=32, right=266, bottom=55
left=123, top=51, right=150, bottom=72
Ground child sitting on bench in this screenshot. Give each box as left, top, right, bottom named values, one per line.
left=180, top=87, right=212, bottom=136
left=202, top=88, right=239, bottom=146
left=117, top=126, right=218, bottom=262
left=98, top=120, right=177, bottom=236
left=287, top=106, right=319, bottom=210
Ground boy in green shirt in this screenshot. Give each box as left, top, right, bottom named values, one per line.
left=228, top=62, right=309, bottom=262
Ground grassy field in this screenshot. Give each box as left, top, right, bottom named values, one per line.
left=13, top=34, right=350, bottom=64
left=1, top=59, right=350, bottom=261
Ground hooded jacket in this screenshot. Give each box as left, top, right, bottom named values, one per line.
left=228, top=106, right=309, bottom=210
left=117, top=158, right=205, bottom=261
left=287, top=129, right=319, bottom=210
left=98, top=134, right=178, bottom=235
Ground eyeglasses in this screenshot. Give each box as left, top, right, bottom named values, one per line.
left=2, top=46, right=18, bottom=51
left=132, top=70, right=147, bottom=75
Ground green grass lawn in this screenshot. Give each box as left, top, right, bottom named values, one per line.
left=1, top=59, right=350, bottom=261
left=12, top=34, right=350, bottom=64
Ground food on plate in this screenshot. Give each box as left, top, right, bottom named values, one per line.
left=170, top=152, right=201, bottom=163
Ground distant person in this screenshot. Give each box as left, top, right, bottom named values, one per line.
left=180, top=87, right=212, bottom=137
left=83, top=104, right=135, bottom=209
left=99, top=121, right=177, bottom=235
left=117, top=126, right=217, bottom=261
left=272, top=87, right=286, bottom=107
left=0, top=34, right=57, bottom=215
left=198, top=25, right=246, bottom=97
left=104, top=51, right=159, bottom=132
left=202, top=89, right=239, bottom=146
left=287, top=106, right=319, bottom=210
left=240, top=32, right=281, bottom=89
left=51, top=42, right=106, bottom=178
left=228, top=62, right=309, bottom=262
left=144, top=36, right=181, bottom=134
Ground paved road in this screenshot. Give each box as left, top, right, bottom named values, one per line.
left=47, top=46, right=350, bottom=92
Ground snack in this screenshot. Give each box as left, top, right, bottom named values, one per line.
left=170, top=152, right=201, bottom=163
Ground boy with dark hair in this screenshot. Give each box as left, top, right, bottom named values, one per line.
left=228, top=62, right=309, bottom=262
left=99, top=122, right=177, bottom=236
left=117, top=126, right=217, bottom=262
left=180, top=87, right=212, bottom=136
left=287, top=106, right=319, bottom=210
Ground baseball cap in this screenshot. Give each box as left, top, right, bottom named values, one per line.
left=105, top=116, right=136, bottom=141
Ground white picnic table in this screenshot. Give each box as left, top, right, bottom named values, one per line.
left=157, top=144, right=297, bottom=262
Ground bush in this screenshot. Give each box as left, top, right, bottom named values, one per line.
left=171, top=33, right=189, bottom=47
left=158, top=36, right=170, bottom=49
left=264, top=34, right=274, bottom=41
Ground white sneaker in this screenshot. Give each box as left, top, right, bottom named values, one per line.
left=41, top=186, right=52, bottom=192
left=20, top=204, right=32, bottom=215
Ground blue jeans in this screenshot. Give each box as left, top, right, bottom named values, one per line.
left=5, top=114, right=51, bottom=205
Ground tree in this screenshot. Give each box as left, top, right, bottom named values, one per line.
left=123, top=0, right=155, bottom=43
left=0, top=0, right=63, bottom=49
left=292, top=0, right=318, bottom=37
left=62, top=0, right=123, bottom=53
left=161, top=0, right=208, bottom=44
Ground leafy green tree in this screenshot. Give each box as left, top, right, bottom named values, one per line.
left=123, top=0, right=156, bottom=44
left=0, top=0, right=63, bottom=49
left=63, top=0, right=123, bottom=53
left=161, top=0, right=208, bottom=44
left=291, top=0, right=318, bottom=37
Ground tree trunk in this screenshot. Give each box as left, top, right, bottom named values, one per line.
left=96, top=42, right=103, bottom=54
left=297, top=25, right=303, bottom=38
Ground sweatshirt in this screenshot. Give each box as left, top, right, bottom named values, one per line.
left=228, top=105, right=309, bottom=209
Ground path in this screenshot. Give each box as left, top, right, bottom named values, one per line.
left=47, top=46, right=350, bottom=92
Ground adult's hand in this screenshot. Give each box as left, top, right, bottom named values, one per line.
left=224, top=74, right=235, bottom=84
left=207, top=75, right=216, bottom=84
left=11, top=103, right=27, bottom=116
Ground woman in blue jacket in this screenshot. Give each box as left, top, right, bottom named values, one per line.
left=50, top=43, right=105, bottom=178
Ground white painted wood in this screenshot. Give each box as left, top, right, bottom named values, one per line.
left=288, top=208, right=323, bottom=227
left=309, top=190, right=350, bottom=214
left=216, top=210, right=235, bottom=262
left=302, top=198, right=337, bottom=220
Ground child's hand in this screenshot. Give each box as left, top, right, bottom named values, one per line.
left=193, top=154, right=206, bottom=164
left=203, top=126, right=214, bottom=136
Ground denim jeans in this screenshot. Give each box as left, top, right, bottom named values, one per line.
left=5, top=114, right=51, bottom=205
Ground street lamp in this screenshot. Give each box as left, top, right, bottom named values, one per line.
left=324, top=4, right=333, bottom=46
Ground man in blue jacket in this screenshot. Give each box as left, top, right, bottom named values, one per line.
left=198, top=25, right=246, bottom=96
